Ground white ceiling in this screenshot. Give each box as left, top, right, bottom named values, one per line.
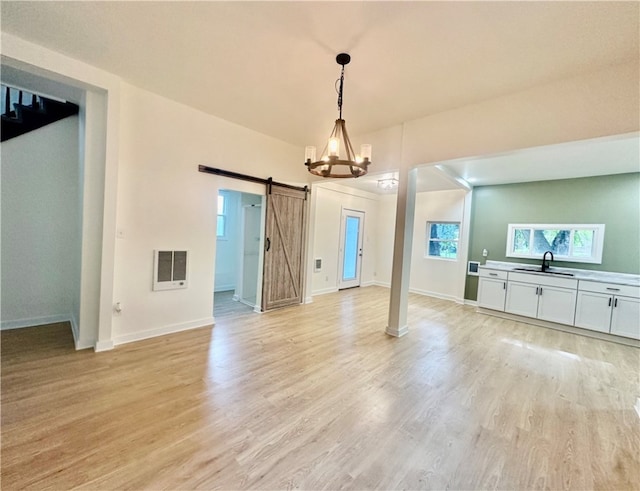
left=2, top=2, right=638, bottom=194
left=1, top=1, right=638, bottom=149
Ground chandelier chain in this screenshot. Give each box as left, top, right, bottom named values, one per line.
left=337, top=65, right=345, bottom=120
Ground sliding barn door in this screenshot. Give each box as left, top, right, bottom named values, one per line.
left=262, top=184, right=307, bottom=311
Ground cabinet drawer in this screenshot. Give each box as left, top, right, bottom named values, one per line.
left=479, top=269, right=508, bottom=280
left=508, top=271, right=577, bottom=289
left=578, top=281, right=640, bottom=299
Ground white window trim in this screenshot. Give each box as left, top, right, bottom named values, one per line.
left=425, top=221, right=461, bottom=261
left=506, top=223, right=605, bottom=264
left=217, top=193, right=228, bottom=240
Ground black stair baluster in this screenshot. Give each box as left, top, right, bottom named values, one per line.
left=18, top=90, right=23, bottom=107
left=4, top=87, right=10, bottom=117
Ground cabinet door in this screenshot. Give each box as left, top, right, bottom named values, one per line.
left=536, top=285, right=577, bottom=325
left=610, top=296, right=640, bottom=340
left=574, top=291, right=611, bottom=333
left=478, top=278, right=506, bottom=311
left=505, top=282, right=539, bottom=318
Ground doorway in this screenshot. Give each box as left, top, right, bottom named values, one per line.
left=338, top=209, right=365, bottom=290
left=213, top=189, right=264, bottom=319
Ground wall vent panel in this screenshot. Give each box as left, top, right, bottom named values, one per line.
left=153, top=250, right=189, bottom=291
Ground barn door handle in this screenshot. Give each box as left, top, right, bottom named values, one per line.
left=265, top=238, right=271, bottom=252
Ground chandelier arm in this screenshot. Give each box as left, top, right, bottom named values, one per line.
left=339, top=120, right=356, bottom=162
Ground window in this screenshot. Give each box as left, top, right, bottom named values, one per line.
left=426, top=222, right=460, bottom=259
left=216, top=194, right=226, bottom=238
left=506, top=223, right=605, bottom=264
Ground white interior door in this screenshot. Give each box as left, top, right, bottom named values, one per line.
left=338, top=209, right=365, bottom=290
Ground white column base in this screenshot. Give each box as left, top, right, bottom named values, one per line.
left=385, top=325, right=409, bottom=337
left=95, top=340, right=114, bottom=352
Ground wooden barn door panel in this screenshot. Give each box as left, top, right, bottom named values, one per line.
left=262, top=185, right=307, bottom=311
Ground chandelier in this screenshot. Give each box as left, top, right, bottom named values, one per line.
left=305, top=53, right=371, bottom=178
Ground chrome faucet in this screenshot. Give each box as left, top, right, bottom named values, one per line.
left=541, top=250, right=554, bottom=272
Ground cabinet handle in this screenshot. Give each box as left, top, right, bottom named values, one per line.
left=503, top=282, right=506, bottom=290
left=539, top=287, right=543, bottom=296
left=608, top=297, right=612, bottom=307
left=606, top=287, right=620, bottom=291
left=489, top=273, right=498, bottom=277
left=614, top=298, right=618, bottom=308
left=535, top=287, right=539, bottom=295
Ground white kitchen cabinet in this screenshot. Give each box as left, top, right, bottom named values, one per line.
left=610, top=296, right=640, bottom=339
left=537, top=285, right=578, bottom=325
left=505, top=272, right=578, bottom=325
left=505, top=281, right=538, bottom=318
left=575, top=281, right=640, bottom=339
left=574, top=291, right=611, bottom=333
left=477, top=269, right=507, bottom=311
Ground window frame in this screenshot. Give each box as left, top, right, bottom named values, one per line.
left=425, top=221, right=461, bottom=261
left=216, top=193, right=227, bottom=239
left=505, top=223, right=605, bottom=264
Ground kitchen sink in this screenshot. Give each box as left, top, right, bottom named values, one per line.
left=513, top=267, right=574, bottom=276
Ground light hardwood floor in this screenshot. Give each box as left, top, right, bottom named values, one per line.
left=214, top=290, right=255, bottom=319
left=2, top=286, right=639, bottom=490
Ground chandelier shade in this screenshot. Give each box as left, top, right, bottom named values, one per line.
left=305, top=54, right=371, bottom=178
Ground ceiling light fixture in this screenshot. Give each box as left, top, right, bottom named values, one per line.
left=377, top=178, right=398, bottom=190
left=305, top=53, right=371, bottom=178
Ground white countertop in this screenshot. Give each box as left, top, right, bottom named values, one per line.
left=479, top=260, right=640, bottom=287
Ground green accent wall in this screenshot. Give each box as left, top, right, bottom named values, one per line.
left=465, top=173, right=640, bottom=300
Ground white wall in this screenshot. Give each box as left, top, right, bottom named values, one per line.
left=111, top=82, right=306, bottom=345
left=369, top=188, right=470, bottom=303
left=375, top=194, right=398, bottom=287
left=1, top=116, right=81, bottom=328
left=409, top=189, right=469, bottom=302
left=2, top=32, right=122, bottom=350
left=356, top=61, right=639, bottom=170
left=311, top=183, right=379, bottom=295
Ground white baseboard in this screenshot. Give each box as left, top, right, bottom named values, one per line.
left=476, top=308, right=640, bottom=348
left=464, top=299, right=478, bottom=307
left=304, top=296, right=313, bottom=304
left=409, top=287, right=463, bottom=304
left=214, top=285, right=235, bottom=293
left=361, top=280, right=375, bottom=287
left=311, top=286, right=339, bottom=296
left=374, top=281, right=391, bottom=288
left=112, top=317, right=215, bottom=346
left=635, top=398, right=640, bottom=419
left=239, top=298, right=258, bottom=309
left=70, top=312, right=79, bottom=341
left=232, top=294, right=240, bottom=302
left=1, top=314, right=71, bottom=330
left=95, top=340, right=114, bottom=352
left=253, top=306, right=262, bottom=313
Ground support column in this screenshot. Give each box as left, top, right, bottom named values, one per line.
left=386, top=167, right=417, bottom=337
